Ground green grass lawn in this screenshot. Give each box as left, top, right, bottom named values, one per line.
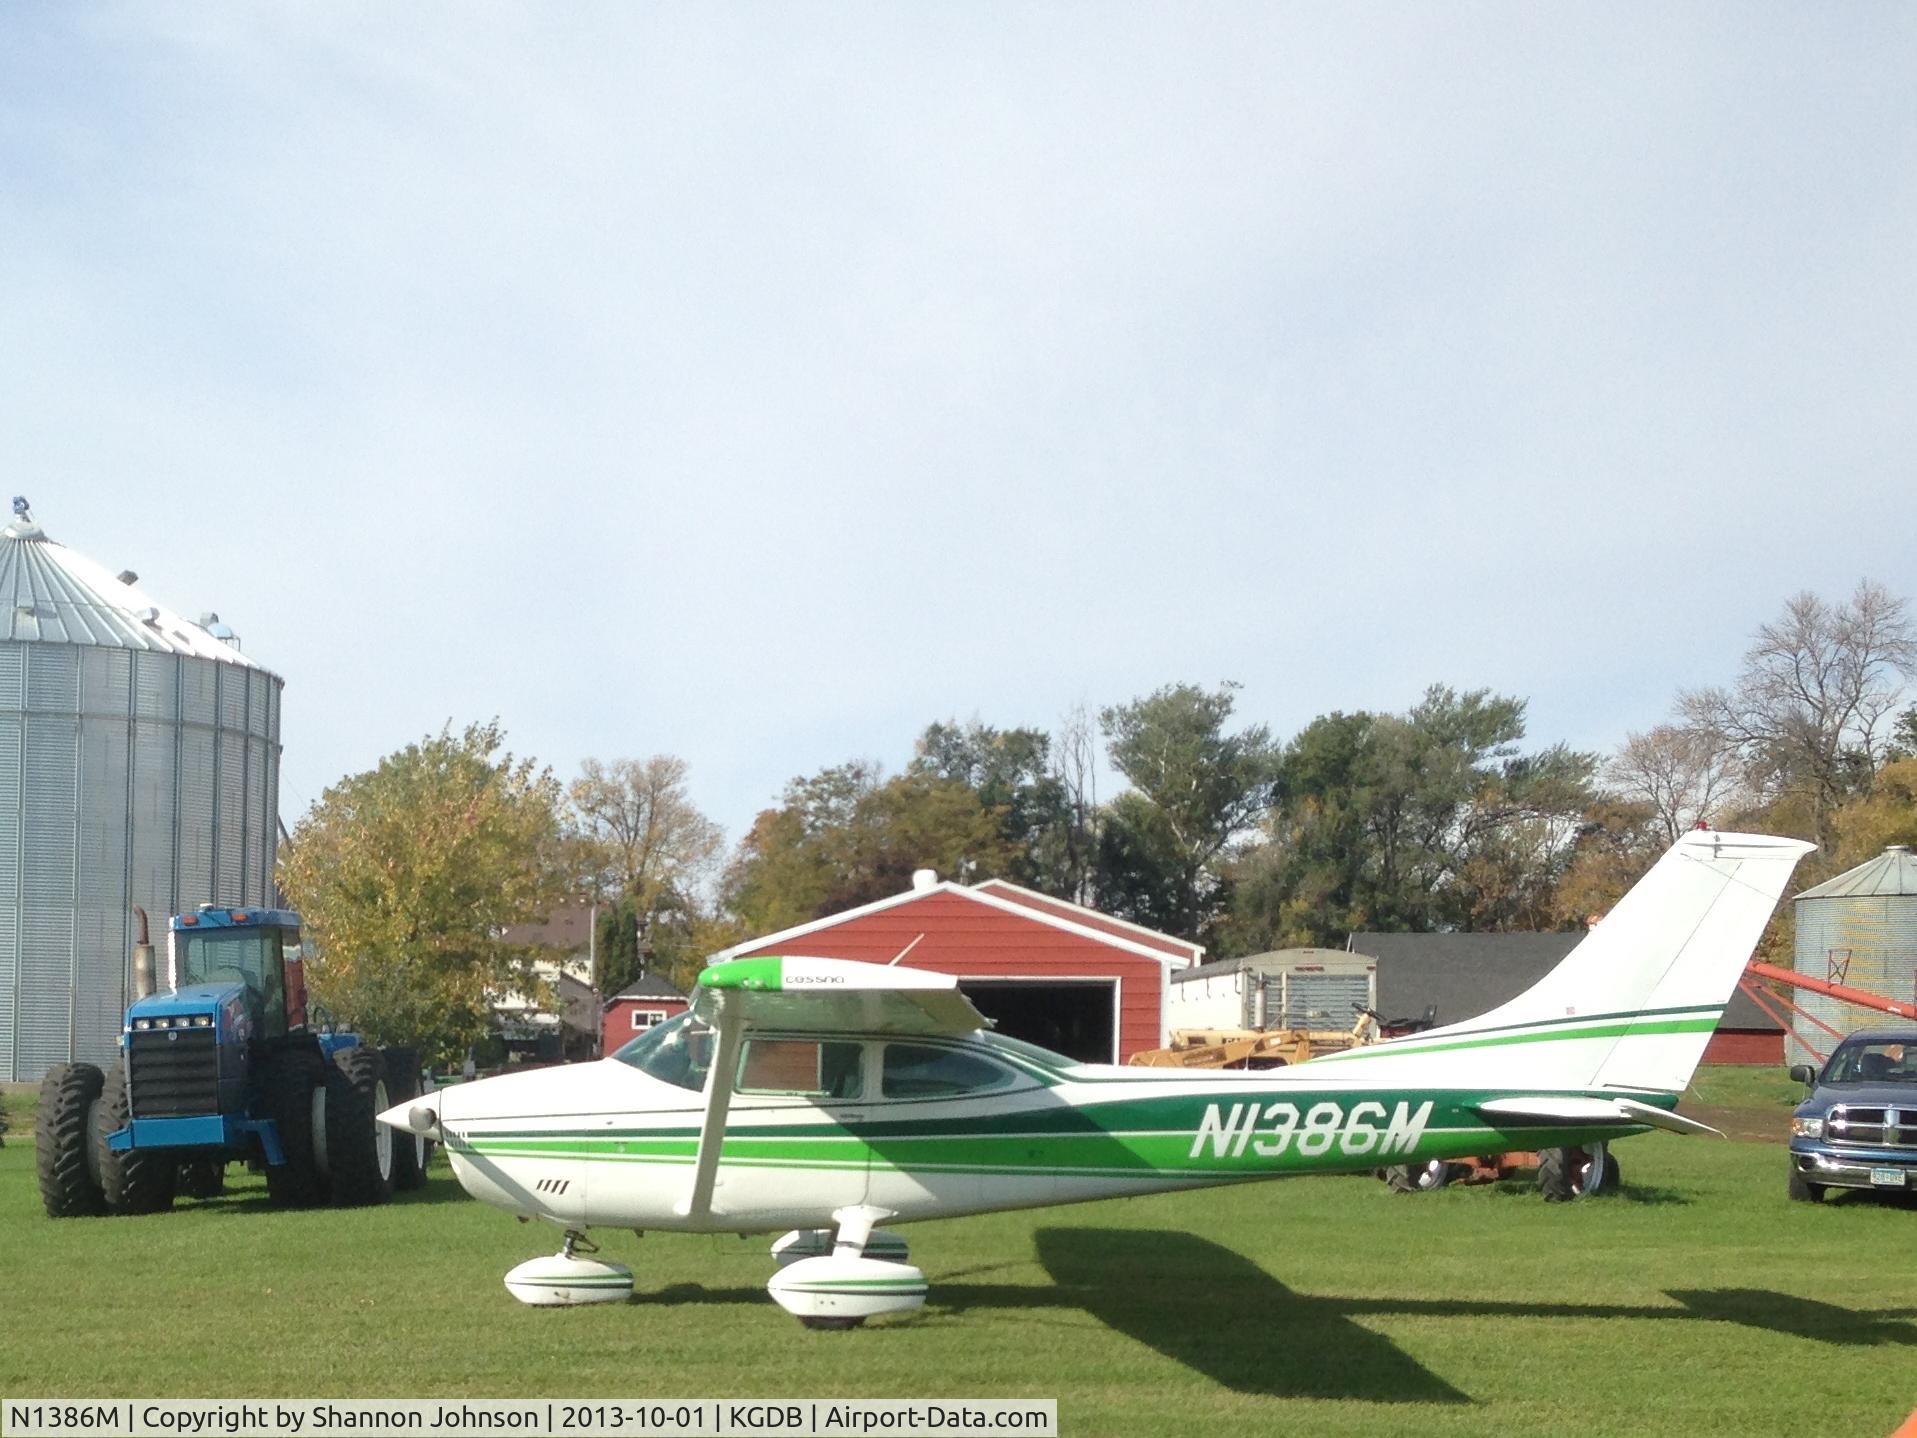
left=1, top=1075, right=1912, bottom=1437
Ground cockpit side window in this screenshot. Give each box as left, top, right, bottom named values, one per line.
left=881, top=1043, right=1020, bottom=1099
left=609, top=1012, right=714, bottom=1091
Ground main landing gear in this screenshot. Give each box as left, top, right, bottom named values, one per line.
left=766, top=1206, right=926, bottom=1330
left=498, top=1207, right=926, bottom=1327
left=502, top=1229, right=635, bottom=1306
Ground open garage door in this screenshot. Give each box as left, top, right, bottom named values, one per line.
left=958, top=979, right=1117, bottom=1064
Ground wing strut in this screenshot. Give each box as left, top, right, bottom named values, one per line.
left=676, top=996, right=745, bottom=1222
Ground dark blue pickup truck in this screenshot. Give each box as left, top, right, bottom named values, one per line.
left=1788, top=1028, right=1917, bottom=1202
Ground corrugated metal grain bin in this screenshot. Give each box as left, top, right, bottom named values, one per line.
left=0, top=506, right=282, bottom=1080
left=1789, top=845, right=1917, bottom=1067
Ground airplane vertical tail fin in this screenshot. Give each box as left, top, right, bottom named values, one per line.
left=1310, top=831, right=1813, bottom=1093
left=1578, top=830, right=1813, bottom=1093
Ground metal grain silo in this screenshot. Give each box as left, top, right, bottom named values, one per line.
left=1788, top=844, right=1917, bottom=1065
left=0, top=503, right=282, bottom=1081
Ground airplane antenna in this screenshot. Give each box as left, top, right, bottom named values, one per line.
left=887, top=934, right=926, bottom=967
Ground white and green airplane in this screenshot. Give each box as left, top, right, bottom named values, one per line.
left=379, top=829, right=1811, bottom=1327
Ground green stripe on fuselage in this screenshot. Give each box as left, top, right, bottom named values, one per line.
left=457, top=1085, right=1671, bottom=1180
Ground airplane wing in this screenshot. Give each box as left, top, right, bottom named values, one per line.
left=1473, top=1094, right=1722, bottom=1138
left=690, top=955, right=990, bottom=1037
left=676, top=957, right=990, bottom=1221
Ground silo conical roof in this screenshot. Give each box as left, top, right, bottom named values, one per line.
left=0, top=506, right=263, bottom=667
left=1795, top=845, right=1917, bottom=900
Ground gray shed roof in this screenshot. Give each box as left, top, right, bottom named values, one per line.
left=609, top=972, right=687, bottom=1003
left=1796, top=846, right=1917, bottom=900
left=1349, top=931, right=1779, bottom=1033
left=0, top=508, right=262, bottom=665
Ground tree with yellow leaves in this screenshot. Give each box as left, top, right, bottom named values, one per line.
left=278, top=721, right=568, bottom=1067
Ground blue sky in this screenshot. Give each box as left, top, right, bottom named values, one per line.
left=4, top=4, right=1914, bottom=839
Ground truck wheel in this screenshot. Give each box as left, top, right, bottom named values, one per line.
left=97, top=1064, right=176, bottom=1215
left=381, top=1046, right=430, bottom=1191
left=260, top=1046, right=326, bottom=1207
left=326, top=1046, right=394, bottom=1207
left=1537, top=1143, right=1609, bottom=1202
left=1384, top=1160, right=1455, bottom=1193
left=36, top=1063, right=106, bottom=1217
left=1787, top=1167, right=1825, bottom=1203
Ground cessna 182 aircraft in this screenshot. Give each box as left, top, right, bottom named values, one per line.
left=379, top=829, right=1811, bottom=1327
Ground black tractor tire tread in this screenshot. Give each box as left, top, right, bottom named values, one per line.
left=1538, top=1143, right=1610, bottom=1202
left=381, top=1045, right=429, bottom=1191
left=326, top=1045, right=394, bottom=1208
left=1384, top=1161, right=1454, bottom=1193
left=36, top=1063, right=105, bottom=1217
left=97, top=1064, right=176, bottom=1215
left=1537, top=1147, right=1574, bottom=1201
left=260, top=1045, right=327, bottom=1207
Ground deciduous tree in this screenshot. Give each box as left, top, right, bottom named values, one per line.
left=1098, top=682, right=1279, bottom=939
left=569, top=755, right=724, bottom=993
left=1681, top=581, right=1916, bottom=846
left=1230, top=687, right=1595, bottom=948
left=278, top=722, right=567, bottom=1068
left=722, top=762, right=1019, bottom=935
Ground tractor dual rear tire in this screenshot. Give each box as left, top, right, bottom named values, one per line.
left=326, top=1046, right=395, bottom=1208
left=97, top=1064, right=176, bottom=1215
left=260, top=1046, right=327, bottom=1207
left=1537, top=1143, right=1614, bottom=1202
left=36, top=1063, right=105, bottom=1217
left=1384, top=1160, right=1457, bottom=1193
left=381, top=1045, right=430, bottom=1192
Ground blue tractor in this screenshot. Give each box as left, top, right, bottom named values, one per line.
left=35, top=905, right=431, bottom=1215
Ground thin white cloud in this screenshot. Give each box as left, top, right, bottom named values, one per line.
left=3, top=4, right=1913, bottom=838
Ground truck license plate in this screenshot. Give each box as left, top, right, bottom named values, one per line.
left=1869, top=1167, right=1906, bottom=1187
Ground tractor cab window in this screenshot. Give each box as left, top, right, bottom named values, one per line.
left=881, top=1043, right=1020, bottom=1099
left=610, top=1012, right=715, bottom=1092
left=174, top=926, right=291, bottom=1039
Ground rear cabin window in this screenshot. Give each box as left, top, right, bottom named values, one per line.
left=881, top=1044, right=1019, bottom=1099
left=736, top=1039, right=864, bottom=1100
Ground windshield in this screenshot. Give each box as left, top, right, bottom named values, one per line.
left=1824, top=1040, right=1917, bottom=1085
left=610, top=1012, right=715, bottom=1091
left=174, top=926, right=293, bottom=1038
left=979, top=1030, right=1078, bottom=1071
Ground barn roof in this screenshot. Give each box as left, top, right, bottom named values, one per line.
left=712, top=878, right=1195, bottom=968
left=971, top=879, right=1204, bottom=966
left=1348, top=931, right=1781, bottom=1032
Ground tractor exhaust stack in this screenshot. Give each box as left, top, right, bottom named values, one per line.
left=131, top=906, right=156, bottom=1001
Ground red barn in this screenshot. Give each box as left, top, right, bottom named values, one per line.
left=714, top=873, right=1202, bottom=1063
left=601, top=972, right=691, bottom=1057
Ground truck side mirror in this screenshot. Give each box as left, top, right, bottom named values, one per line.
left=1788, top=1063, right=1816, bottom=1086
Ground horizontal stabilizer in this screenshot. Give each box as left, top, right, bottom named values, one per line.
left=1475, top=1095, right=1722, bottom=1138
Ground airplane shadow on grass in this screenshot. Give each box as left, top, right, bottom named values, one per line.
left=641, top=1227, right=1914, bottom=1406
left=945, top=1228, right=1915, bottom=1404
